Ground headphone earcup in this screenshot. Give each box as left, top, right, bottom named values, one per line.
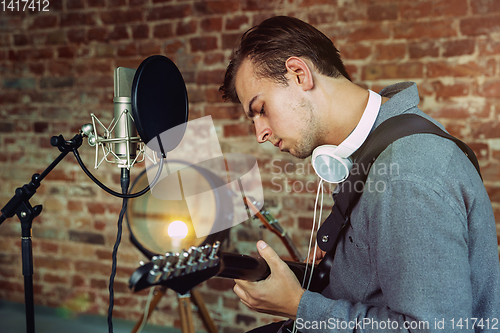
left=312, top=145, right=353, bottom=183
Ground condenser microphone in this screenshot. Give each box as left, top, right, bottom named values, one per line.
left=113, top=67, right=138, bottom=164
left=85, top=55, right=189, bottom=171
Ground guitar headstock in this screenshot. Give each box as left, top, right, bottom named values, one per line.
left=129, top=241, right=222, bottom=295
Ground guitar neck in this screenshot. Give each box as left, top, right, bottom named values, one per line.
left=128, top=243, right=332, bottom=295
left=217, top=252, right=328, bottom=293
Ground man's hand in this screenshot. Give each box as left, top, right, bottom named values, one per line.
left=233, top=240, right=305, bottom=319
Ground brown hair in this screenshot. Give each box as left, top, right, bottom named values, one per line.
left=220, top=16, right=351, bottom=103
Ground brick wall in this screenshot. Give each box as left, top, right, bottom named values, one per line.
left=1, top=1, right=499, bottom=332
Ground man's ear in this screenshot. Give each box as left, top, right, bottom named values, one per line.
left=285, top=57, right=314, bottom=91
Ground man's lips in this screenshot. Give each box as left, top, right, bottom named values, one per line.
left=274, top=140, right=282, bottom=150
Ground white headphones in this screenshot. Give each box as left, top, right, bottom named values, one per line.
left=312, top=90, right=382, bottom=183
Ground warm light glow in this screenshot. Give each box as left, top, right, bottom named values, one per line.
left=167, top=220, right=188, bottom=239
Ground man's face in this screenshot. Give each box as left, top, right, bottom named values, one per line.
left=234, top=59, right=324, bottom=159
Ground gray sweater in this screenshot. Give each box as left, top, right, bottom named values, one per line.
left=296, top=82, right=500, bottom=332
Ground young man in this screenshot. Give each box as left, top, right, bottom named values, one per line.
left=220, top=16, right=500, bottom=332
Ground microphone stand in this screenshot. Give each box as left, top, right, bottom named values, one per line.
left=0, top=132, right=84, bottom=333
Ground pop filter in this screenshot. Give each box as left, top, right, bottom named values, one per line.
left=131, top=55, right=189, bottom=156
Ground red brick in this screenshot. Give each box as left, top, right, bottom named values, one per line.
left=101, top=10, right=143, bottom=25
left=477, top=80, right=500, bottom=97
left=90, top=278, right=108, bottom=289
left=35, top=257, right=72, bottom=271
left=139, top=41, right=161, bottom=56
left=367, top=4, right=398, bottom=21
left=129, top=0, right=147, bottom=6
left=341, top=43, right=372, bottom=60
left=307, top=11, right=339, bottom=25
left=431, top=0, right=468, bottom=17
left=478, top=162, right=500, bottom=182
left=108, top=25, right=129, bottom=40
left=44, top=273, right=68, bottom=284
left=114, top=296, right=139, bottom=308
left=375, top=43, right=406, bottom=61
left=201, top=17, right=223, bottom=32
left=164, top=39, right=185, bottom=54
left=88, top=0, right=105, bottom=7
left=87, top=202, right=106, bottom=214
left=204, top=52, right=224, bottom=65
left=471, top=0, right=500, bottom=15
left=30, top=15, right=58, bottom=30
left=486, top=185, right=500, bottom=204
left=363, top=63, right=424, bottom=80
left=344, top=64, right=359, bottom=81
left=40, top=241, right=59, bottom=253
left=75, top=261, right=110, bottom=275
left=0, top=281, right=24, bottom=293
left=395, top=19, right=457, bottom=39
left=67, top=29, right=86, bottom=44
left=67, top=0, right=84, bottom=9
left=205, top=104, right=242, bottom=120
left=57, top=46, right=75, bottom=58
left=117, top=43, right=137, bottom=57
left=467, top=142, right=489, bottom=160
left=478, top=38, right=500, bottom=56
left=87, top=28, right=108, bottom=42
left=196, top=69, right=225, bottom=85
left=194, top=0, right=239, bottom=13
left=428, top=99, right=491, bottom=119
left=222, top=32, right=241, bottom=50
left=176, top=20, right=197, bottom=36
left=472, top=121, right=500, bottom=139
left=223, top=123, right=254, bottom=137
left=109, top=0, right=125, bottom=5
left=44, top=169, right=76, bottom=181
left=132, top=24, right=149, bottom=39
left=190, top=36, right=218, bottom=52
left=343, top=24, right=390, bottom=43
left=243, top=0, right=278, bottom=11
left=146, top=4, right=192, bottom=21
left=299, top=0, right=335, bottom=6
left=153, top=23, right=174, bottom=38
left=225, top=15, right=249, bottom=30
left=339, top=6, right=367, bottom=21
left=433, top=81, right=470, bottom=99
left=426, top=61, right=491, bottom=78
left=400, top=2, right=432, bottom=19
left=60, top=13, right=96, bottom=27
left=443, top=39, right=475, bottom=57
left=460, top=15, right=500, bottom=36
left=67, top=200, right=84, bottom=212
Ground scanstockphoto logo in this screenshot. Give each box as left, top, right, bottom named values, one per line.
left=144, top=116, right=264, bottom=238
left=270, top=159, right=400, bottom=194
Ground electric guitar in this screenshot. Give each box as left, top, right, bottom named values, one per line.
left=128, top=240, right=332, bottom=296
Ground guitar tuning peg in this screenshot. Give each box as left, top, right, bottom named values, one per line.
left=139, top=261, right=145, bottom=266
left=208, top=241, right=220, bottom=267
left=147, top=255, right=166, bottom=284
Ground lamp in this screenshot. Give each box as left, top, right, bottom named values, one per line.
left=126, top=160, right=232, bottom=259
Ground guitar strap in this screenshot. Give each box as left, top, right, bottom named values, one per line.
left=316, top=113, right=481, bottom=253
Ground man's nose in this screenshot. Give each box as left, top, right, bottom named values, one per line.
left=254, top=116, right=271, bottom=143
